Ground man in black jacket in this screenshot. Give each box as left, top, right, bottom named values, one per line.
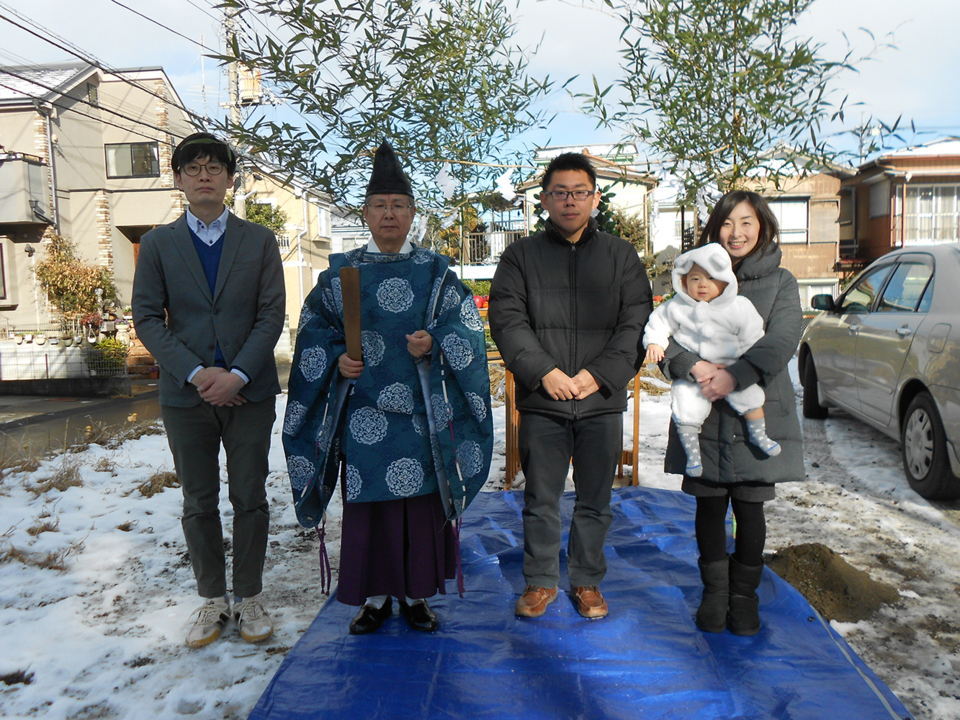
left=489, top=152, right=652, bottom=620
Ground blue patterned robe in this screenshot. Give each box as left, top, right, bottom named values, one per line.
left=284, top=246, right=494, bottom=528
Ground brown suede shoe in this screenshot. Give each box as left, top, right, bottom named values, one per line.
left=515, top=585, right=559, bottom=618
left=572, top=586, right=608, bottom=619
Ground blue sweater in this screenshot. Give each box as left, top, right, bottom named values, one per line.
left=189, top=226, right=227, bottom=368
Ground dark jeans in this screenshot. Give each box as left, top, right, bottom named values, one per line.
left=518, top=411, right=622, bottom=588
left=162, top=397, right=276, bottom=598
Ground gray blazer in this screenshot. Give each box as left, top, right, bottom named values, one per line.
left=132, top=212, right=286, bottom=407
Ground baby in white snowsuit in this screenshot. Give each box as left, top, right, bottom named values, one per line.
left=644, top=243, right=781, bottom=476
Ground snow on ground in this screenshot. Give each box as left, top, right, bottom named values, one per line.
left=1, top=359, right=959, bottom=719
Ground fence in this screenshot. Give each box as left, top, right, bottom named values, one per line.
left=464, top=221, right=526, bottom=265
left=0, top=339, right=128, bottom=381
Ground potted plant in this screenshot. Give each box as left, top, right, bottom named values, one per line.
left=15, top=333, right=24, bottom=345
left=24, top=333, right=33, bottom=343
left=35, top=333, right=47, bottom=346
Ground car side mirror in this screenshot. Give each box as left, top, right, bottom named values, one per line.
left=811, top=294, right=836, bottom=312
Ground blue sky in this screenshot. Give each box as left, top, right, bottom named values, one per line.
left=0, top=0, right=956, bottom=168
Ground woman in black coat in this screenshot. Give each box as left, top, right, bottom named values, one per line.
left=661, top=190, right=804, bottom=636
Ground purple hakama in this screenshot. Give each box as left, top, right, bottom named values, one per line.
left=337, top=491, right=456, bottom=606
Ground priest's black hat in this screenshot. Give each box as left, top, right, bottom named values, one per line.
left=365, top=140, right=414, bottom=198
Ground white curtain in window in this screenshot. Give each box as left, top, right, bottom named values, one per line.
left=905, top=185, right=960, bottom=243
left=768, top=198, right=808, bottom=243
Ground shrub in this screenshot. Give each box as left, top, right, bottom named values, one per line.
left=81, top=337, right=128, bottom=376
left=34, top=235, right=118, bottom=324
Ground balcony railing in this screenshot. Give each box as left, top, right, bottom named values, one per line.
left=462, top=221, right=526, bottom=265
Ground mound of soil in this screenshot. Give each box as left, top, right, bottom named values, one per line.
left=766, top=543, right=900, bottom=622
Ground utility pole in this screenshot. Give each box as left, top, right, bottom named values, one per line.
left=225, top=7, right=246, bottom=219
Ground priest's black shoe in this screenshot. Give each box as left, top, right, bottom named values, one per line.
left=399, top=599, right=439, bottom=632
left=349, top=597, right=392, bottom=635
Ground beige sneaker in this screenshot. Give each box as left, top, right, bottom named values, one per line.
left=234, top=594, right=274, bottom=643
left=185, top=597, right=230, bottom=648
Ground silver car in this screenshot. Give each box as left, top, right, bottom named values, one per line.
left=799, top=244, right=960, bottom=500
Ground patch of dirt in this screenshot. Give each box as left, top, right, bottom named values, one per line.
left=136, top=471, right=179, bottom=498
left=0, top=670, right=34, bottom=686
left=765, top=542, right=900, bottom=622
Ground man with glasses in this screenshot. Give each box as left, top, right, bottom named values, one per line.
left=283, top=141, right=492, bottom=635
left=133, top=132, right=285, bottom=647
left=489, top=152, right=652, bottom=620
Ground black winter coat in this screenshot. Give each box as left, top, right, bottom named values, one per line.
left=488, top=219, right=653, bottom=419
left=662, top=244, right=805, bottom=484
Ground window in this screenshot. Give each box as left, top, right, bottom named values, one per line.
left=841, top=263, right=895, bottom=313
left=904, top=184, right=960, bottom=244
left=767, top=198, right=808, bottom=243
left=869, top=181, right=890, bottom=218
left=878, top=262, right=933, bottom=313
left=86, top=82, right=99, bottom=107
left=918, top=277, right=934, bottom=313
left=0, top=243, right=7, bottom=301
left=105, top=142, right=160, bottom=178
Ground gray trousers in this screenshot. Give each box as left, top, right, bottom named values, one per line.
left=162, top=397, right=276, bottom=599
left=518, top=411, right=622, bottom=588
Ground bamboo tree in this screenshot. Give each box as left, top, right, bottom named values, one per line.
left=584, top=0, right=888, bottom=205
left=217, top=0, right=551, bottom=210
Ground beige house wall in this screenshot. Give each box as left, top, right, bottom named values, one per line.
left=747, top=171, right=846, bottom=283
left=241, top=170, right=333, bottom=331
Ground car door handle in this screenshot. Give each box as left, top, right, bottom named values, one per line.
left=848, top=324, right=860, bottom=334
left=896, top=327, right=913, bottom=337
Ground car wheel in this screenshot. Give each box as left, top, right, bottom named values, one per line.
left=901, top=393, right=960, bottom=500
left=802, top=358, right=829, bottom=419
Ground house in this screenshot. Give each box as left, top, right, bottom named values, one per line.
left=0, top=62, right=195, bottom=331
left=237, top=155, right=333, bottom=336
left=739, top=147, right=858, bottom=309
left=0, top=61, right=335, bottom=354
left=651, top=146, right=857, bottom=309
left=841, top=137, right=960, bottom=262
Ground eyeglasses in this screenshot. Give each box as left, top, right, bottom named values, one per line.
left=366, top=202, right=413, bottom=213
left=543, top=189, right=596, bottom=201
left=181, top=161, right=225, bottom=177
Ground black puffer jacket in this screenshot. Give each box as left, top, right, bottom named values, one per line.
left=489, top=219, right=652, bottom=419
left=662, top=243, right=804, bottom=484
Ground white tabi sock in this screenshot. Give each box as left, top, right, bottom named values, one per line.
left=363, top=595, right=388, bottom=610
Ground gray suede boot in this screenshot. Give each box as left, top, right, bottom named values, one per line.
left=677, top=424, right=703, bottom=477
left=728, top=556, right=764, bottom=636
left=695, top=557, right=729, bottom=633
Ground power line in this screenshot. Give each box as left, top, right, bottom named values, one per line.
left=183, top=0, right=222, bottom=24
left=0, top=2, right=210, bottom=128
left=107, top=0, right=219, bottom=54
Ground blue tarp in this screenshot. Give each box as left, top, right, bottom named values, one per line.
left=250, top=487, right=912, bottom=720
